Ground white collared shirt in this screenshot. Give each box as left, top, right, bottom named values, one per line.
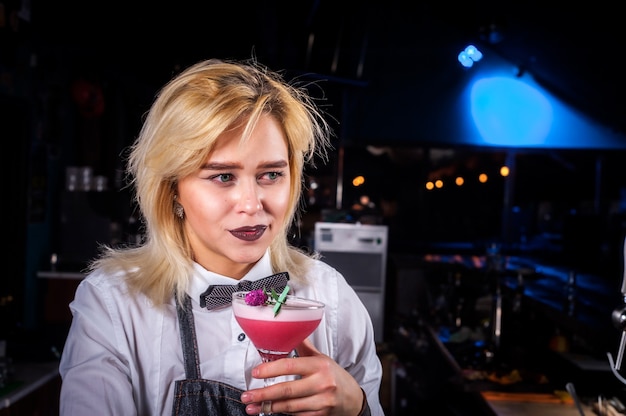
left=59, top=251, right=384, bottom=415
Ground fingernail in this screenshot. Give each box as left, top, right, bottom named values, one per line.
left=241, top=393, right=251, bottom=403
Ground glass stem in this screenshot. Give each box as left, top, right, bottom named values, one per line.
left=259, top=357, right=275, bottom=415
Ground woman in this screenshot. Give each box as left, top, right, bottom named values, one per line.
left=59, top=58, right=383, bottom=415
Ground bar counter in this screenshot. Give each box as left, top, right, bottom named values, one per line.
left=0, top=361, right=60, bottom=414
left=421, top=252, right=619, bottom=346
left=389, top=251, right=625, bottom=414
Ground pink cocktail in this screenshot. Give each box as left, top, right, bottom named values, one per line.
left=233, top=291, right=324, bottom=415
left=232, top=292, right=324, bottom=361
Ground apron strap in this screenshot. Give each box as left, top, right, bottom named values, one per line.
left=175, top=293, right=202, bottom=379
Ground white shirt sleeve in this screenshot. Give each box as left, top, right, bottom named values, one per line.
left=336, top=275, right=384, bottom=414
left=299, top=261, right=385, bottom=415
left=59, top=273, right=138, bottom=415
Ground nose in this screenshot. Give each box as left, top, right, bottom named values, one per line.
left=236, top=181, right=263, bottom=213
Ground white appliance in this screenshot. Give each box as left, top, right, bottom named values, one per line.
left=314, top=222, right=388, bottom=343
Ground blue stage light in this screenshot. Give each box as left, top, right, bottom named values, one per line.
left=458, top=51, right=474, bottom=67
left=458, top=45, right=483, bottom=67
left=470, top=77, right=553, bottom=146
left=465, top=45, right=483, bottom=62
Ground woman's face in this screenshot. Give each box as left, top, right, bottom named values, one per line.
left=177, top=115, right=291, bottom=278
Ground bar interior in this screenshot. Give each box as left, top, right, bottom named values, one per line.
left=2, top=1, right=626, bottom=414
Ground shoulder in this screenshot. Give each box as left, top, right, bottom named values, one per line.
left=304, top=257, right=345, bottom=282
left=291, top=257, right=356, bottom=304
left=74, top=267, right=157, bottom=313
left=80, top=267, right=128, bottom=295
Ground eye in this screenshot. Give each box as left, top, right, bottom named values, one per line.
left=211, top=173, right=233, bottom=183
left=261, top=171, right=284, bottom=182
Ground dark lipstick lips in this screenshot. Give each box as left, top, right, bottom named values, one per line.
left=229, top=225, right=268, bottom=241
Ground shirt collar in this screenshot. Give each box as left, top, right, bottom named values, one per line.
left=187, top=251, right=273, bottom=303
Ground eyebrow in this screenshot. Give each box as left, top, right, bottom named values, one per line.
left=201, top=160, right=288, bottom=170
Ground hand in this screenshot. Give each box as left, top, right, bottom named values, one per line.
left=240, top=339, right=365, bottom=415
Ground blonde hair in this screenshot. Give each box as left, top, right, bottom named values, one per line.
left=89, top=58, right=332, bottom=306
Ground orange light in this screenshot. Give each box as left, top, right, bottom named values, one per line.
left=500, top=166, right=510, bottom=177
left=352, top=175, right=365, bottom=187
left=455, top=176, right=464, bottom=186
left=479, top=173, right=488, bottom=183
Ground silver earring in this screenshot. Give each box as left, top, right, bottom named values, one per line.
left=174, top=202, right=184, bottom=219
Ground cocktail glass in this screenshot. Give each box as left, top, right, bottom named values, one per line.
left=232, top=291, right=325, bottom=416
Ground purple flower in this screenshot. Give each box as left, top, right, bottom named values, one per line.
left=245, top=289, right=268, bottom=306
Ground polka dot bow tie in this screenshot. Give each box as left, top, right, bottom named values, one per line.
left=199, top=272, right=290, bottom=310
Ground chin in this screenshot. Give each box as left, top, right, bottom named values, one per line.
left=230, top=247, right=267, bottom=265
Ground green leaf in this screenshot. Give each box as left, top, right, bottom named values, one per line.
left=273, top=286, right=290, bottom=316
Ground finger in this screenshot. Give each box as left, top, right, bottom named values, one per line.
left=263, top=396, right=329, bottom=416
left=252, top=351, right=334, bottom=383
left=245, top=387, right=330, bottom=416
left=241, top=376, right=307, bottom=408
left=252, top=355, right=307, bottom=380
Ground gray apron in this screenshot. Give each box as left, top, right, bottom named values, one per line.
left=171, top=294, right=249, bottom=415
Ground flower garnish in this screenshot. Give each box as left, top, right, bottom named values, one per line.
left=244, top=286, right=290, bottom=317
left=244, top=289, right=268, bottom=306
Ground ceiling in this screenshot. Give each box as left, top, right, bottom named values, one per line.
left=30, top=1, right=626, bottom=144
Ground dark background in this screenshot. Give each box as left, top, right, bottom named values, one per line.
left=29, top=0, right=626, bottom=136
